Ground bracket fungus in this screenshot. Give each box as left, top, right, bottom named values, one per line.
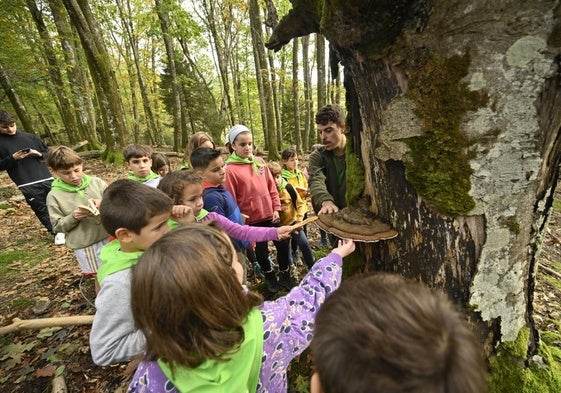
left=316, top=206, right=397, bottom=242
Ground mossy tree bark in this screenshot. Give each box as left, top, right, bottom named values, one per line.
left=62, top=0, right=130, bottom=159
left=268, top=0, right=561, bottom=358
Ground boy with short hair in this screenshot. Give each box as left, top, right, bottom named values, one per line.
left=123, top=144, right=161, bottom=188
left=89, top=179, right=173, bottom=366
left=190, top=147, right=247, bottom=248
left=310, top=273, right=487, bottom=393
left=46, top=146, right=109, bottom=288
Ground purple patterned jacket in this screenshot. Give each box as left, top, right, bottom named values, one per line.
left=127, top=252, right=343, bottom=392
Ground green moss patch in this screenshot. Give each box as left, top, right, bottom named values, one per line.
left=342, top=251, right=364, bottom=278
left=345, top=149, right=365, bottom=206
left=406, top=53, right=488, bottom=216
left=488, top=328, right=561, bottom=392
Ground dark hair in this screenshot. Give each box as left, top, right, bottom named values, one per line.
left=157, top=169, right=202, bottom=204
left=123, top=144, right=153, bottom=162
left=0, top=110, right=15, bottom=125
left=47, top=146, right=83, bottom=170
left=100, top=179, right=173, bottom=236
left=281, top=147, right=297, bottom=162
left=311, top=273, right=486, bottom=393
left=190, top=147, right=221, bottom=170
left=183, top=132, right=215, bottom=163
left=151, top=152, right=171, bottom=172
left=131, top=223, right=263, bottom=371
left=315, top=104, right=346, bottom=127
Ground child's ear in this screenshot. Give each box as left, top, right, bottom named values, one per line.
left=114, top=227, right=133, bottom=244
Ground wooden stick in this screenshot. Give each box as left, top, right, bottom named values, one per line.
left=538, top=263, right=561, bottom=280
left=290, top=216, right=318, bottom=232
left=0, top=315, right=94, bottom=336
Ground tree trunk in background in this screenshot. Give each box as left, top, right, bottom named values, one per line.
left=268, top=0, right=561, bottom=362
left=0, top=63, right=36, bottom=134
left=116, top=0, right=160, bottom=145
left=62, top=0, right=129, bottom=156
left=27, top=0, right=80, bottom=144
left=267, top=47, right=282, bottom=151
left=0, top=62, right=35, bottom=134
left=49, top=0, right=100, bottom=149
left=292, top=38, right=302, bottom=153
left=248, top=0, right=277, bottom=157
left=200, top=0, right=234, bottom=126
left=316, top=33, right=326, bottom=117
left=155, top=0, right=181, bottom=150
left=302, top=35, right=312, bottom=149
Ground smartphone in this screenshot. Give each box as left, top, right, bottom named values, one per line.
left=20, top=148, right=30, bottom=153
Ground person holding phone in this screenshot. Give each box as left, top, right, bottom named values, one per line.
left=0, top=109, right=58, bottom=239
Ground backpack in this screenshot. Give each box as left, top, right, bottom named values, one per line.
left=285, top=183, right=298, bottom=209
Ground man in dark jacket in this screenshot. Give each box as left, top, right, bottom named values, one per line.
left=308, top=104, right=347, bottom=216
left=0, top=110, right=55, bottom=235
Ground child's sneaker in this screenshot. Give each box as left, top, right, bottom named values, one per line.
left=54, top=233, right=66, bottom=246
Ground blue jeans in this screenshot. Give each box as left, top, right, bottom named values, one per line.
left=291, top=230, right=314, bottom=268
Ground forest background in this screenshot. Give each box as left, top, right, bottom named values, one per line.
left=0, top=0, right=338, bottom=159
left=2, top=0, right=561, bottom=392
left=0, top=0, right=341, bottom=390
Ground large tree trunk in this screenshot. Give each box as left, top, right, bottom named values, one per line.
left=27, top=0, right=80, bottom=144
left=116, top=0, right=160, bottom=146
left=155, top=0, right=181, bottom=150
left=267, top=0, right=561, bottom=362
left=49, top=0, right=101, bottom=149
left=249, top=0, right=277, bottom=157
left=62, top=0, right=130, bottom=158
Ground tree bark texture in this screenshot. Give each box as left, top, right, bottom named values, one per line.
left=249, top=0, right=277, bottom=156
left=0, top=62, right=34, bottom=133
left=269, top=0, right=561, bottom=355
left=62, top=0, right=130, bottom=151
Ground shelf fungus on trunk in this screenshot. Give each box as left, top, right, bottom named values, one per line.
left=316, top=206, right=397, bottom=242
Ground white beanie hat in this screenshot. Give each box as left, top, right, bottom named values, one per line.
left=226, top=124, right=251, bottom=145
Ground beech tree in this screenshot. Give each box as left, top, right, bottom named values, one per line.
left=268, top=0, right=561, bottom=388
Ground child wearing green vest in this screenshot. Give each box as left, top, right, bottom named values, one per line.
left=46, top=146, right=109, bottom=291
left=89, top=179, right=173, bottom=366
left=127, top=223, right=355, bottom=392
left=124, top=144, right=161, bottom=188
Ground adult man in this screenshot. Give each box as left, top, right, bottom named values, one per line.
left=308, top=104, right=347, bottom=216
left=0, top=110, right=55, bottom=236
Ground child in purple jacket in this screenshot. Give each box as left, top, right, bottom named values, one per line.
left=127, top=223, right=355, bottom=393
left=157, top=169, right=294, bottom=243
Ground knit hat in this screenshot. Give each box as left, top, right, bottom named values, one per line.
left=226, top=124, right=251, bottom=145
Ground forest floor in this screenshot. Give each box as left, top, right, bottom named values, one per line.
left=0, top=154, right=560, bottom=392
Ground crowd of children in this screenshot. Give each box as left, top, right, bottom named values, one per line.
left=4, top=110, right=486, bottom=392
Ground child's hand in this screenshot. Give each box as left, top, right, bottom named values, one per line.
left=72, top=207, right=91, bottom=220
left=276, top=225, right=293, bottom=240
left=90, top=198, right=101, bottom=208
left=171, top=205, right=194, bottom=224
left=332, top=238, right=355, bottom=258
